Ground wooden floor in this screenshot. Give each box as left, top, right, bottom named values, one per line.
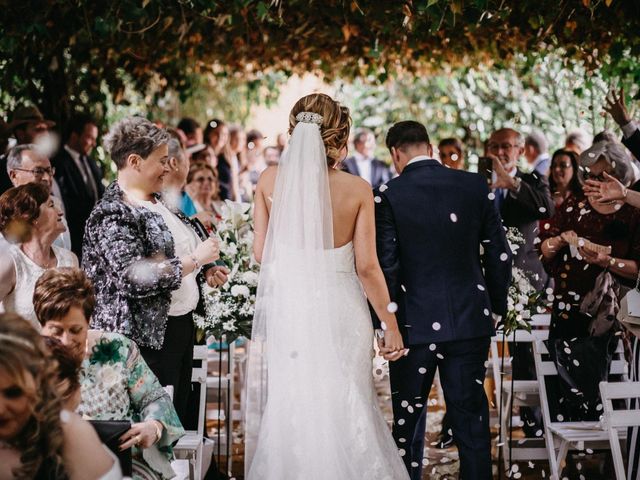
left=204, top=359, right=616, bottom=479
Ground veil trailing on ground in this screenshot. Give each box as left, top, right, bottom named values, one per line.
left=244, top=111, right=336, bottom=473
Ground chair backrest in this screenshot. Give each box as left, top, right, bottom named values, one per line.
left=599, top=381, right=640, bottom=428
left=192, top=345, right=209, bottom=437
left=530, top=313, right=551, bottom=328
left=533, top=338, right=627, bottom=426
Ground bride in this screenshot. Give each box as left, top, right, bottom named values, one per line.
left=245, top=93, right=410, bottom=479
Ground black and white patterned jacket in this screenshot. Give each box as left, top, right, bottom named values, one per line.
left=82, top=181, right=211, bottom=350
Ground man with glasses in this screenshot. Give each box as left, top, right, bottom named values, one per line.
left=0, top=105, right=56, bottom=195
left=487, top=127, right=554, bottom=438
left=6, top=144, right=71, bottom=249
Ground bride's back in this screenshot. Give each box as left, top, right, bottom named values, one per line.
left=256, top=165, right=370, bottom=248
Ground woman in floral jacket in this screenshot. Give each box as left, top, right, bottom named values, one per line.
left=81, top=118, right=228, bottom=422
left=35, top=267, right=184, bottom=479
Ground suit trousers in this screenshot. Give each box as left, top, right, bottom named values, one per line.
left=140, top=311, right=195, bottom=424
left=389, top=336, right=492, bottom=480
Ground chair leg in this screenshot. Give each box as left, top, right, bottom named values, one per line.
left=556, top=440, right=569, bottom=479
left=545, top=431, right=559, bottom=480
left=500, top=390, right=512, bottom=474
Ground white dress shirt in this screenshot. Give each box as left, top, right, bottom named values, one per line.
left=353, top=151, right=373, bottom=184
left=406, top=155, right=435, bottom=166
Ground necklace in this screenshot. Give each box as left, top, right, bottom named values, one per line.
left=21, top=245, right=56, bottom=269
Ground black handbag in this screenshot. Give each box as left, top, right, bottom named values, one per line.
left=89, top=420, right=132, bottom=476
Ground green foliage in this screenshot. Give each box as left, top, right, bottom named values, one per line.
left=338, top=51, right=639, bottom=166
left=1, top=1, right=639, bottom=127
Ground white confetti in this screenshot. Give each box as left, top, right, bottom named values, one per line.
left=387, top=302, right=398, bottom=313
left=488, top=192, right=496, bottom=200
left=381, top=322, right=387, bottom=331
left=379, top=184, right=388, bottom=192
left=539, top=207, right=547, bottom=213
left=401, top=400, right=409, bottom=408
left=398, top=419, right=406, bottom=425
left=475, top=378, right=483, bottom=384
left=398, top=448, right=406, bottom=456
left=450, top=213, right=458, bottom=222
left=429, top=343, right=436, bottom=351
left=500, top=252, right=509, bottom=261
left=483, top=308, right=490, bottom=316
left=477, top=284, right=486, bottom=291
left=374, top=196, right=382, bottom=203
left=418, top=367, right=427, bottom=374
left=436, top=353, right=444, bottom=360
left=432, top=322, right=441, bottom=331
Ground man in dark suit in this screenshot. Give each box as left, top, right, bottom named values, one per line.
left=52, top=113, right=104, bottom=259
left=374, top=121, right=512, bottom=480
left=604, top=87, right=640, bottom=173
left=342, top=128, right=392, bottom=189
left=488, top=127, right=554, bottom=290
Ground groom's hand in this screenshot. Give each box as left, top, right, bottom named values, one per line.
left=379, top=329, right=406, bottom=361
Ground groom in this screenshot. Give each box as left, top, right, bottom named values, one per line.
left=373, top=121, right=512, bottom=480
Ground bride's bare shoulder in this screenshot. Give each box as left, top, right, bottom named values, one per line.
left=332, top=169, right=373, bottom=198
left=256, top=166, right=278, bottom=189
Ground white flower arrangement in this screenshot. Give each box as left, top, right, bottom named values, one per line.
left=194, top=200, right=260, bottom=342
left=501, top=227, right=549, bottom=334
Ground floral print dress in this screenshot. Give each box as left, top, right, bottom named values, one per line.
left=78, top=331, right=185, bottom=479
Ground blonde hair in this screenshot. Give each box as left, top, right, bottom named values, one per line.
left=288, top=93, right=351, bottom=167
left=0, top=313, right=67, bottom=479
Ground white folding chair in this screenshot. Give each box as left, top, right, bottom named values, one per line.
left=599, top=380, right=640, bottom=480
left=174, top=345, right=209, bottom=480
left=491, top=328, right=550, bottom=470
left=533, top=338, right=627, bottom=480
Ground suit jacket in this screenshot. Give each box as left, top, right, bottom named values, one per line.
left=0, top=156, right=12, bottom=195
left=52, top=147, right=104, bottom=258
left=623, top=129, right=640, bottom=163
left=373, top=159, right=512, bottom=346
left=217, top=154, right=233, bottom=201
left=343, top=156, right=392, bottom=189
left=498, top=169, right=554, bottom=290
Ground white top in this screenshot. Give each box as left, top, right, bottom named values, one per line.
left=139, top=199, right=201, bottom=316
left=353, top=151, right=373, bottom=184
left=2, top=244, right=77, bottom=330
left=406, top=155, right=433, bottom=166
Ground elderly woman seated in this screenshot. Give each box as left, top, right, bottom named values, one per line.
left=36, top=267, right=185, bottom=479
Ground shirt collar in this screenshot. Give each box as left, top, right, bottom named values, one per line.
left=64, top=144, right=81, bottom=162
left=407, top=155, right=434, bottom=166
left=353, top=151, right=370, bottom=163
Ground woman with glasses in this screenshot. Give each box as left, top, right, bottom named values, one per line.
left=187, top=162, right=224, bottom=226
left=539, top=140, right=640, bottom=421
left=0, top=183, right=77, bottom=330
left=549, top=149, right=582, bottom=207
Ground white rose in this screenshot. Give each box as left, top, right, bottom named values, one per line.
left=223, top=242, right=238, bottom=257
left=231, top=285, right=251, bottom=297
left=222, top=320, right=237, bottom=332
left=241, top=271, right=259, bottom=286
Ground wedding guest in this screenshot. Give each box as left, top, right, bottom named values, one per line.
left=488, top=127, right=554, bottom=289
left=177, top=117, right=203, bottom=147
left=0, top=105, right=55, bottom=195
left=276, top=132, right=287, bottom=153
left=0, top=312, right=121, bottom=479
left=229, top=125, right=253, bottom=201
left=549, top=149, right=582, bottom=208
left=187, top=162, right=224, bottom=224
left=82, top=117, right=227, bottom=421
left=584, top=171, right=640, bottom=210
left=0, top=183, right=77, bottom=330
left=191, top=144, right=217, bottom=168
left=164, top=130, right=196, bottom=216
left=565, top=129, right=591, bottom=154
left=343, top=128, right=392, bottom=189
left=540, top=140, right=640, bottom=420
left=204, top=118, right=236, bottom=200
left=52, top=113, right=103, bottom=259
left=36, top=267, right=185, bottom=479
left=6, top=143, right=71, bottom=249
left=246, top=129, right=265, bottom=156
left=263, top=145, right=280, bottom=166
left=525, top=129, right=551, bottom=176
left=437, top=137, right=465, bottom=170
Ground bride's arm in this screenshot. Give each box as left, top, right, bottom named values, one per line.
left=353, top=185, right=404, bottom=359
left=253, top=167, right=276, bottom=263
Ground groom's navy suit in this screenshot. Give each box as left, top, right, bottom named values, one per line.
left=373, top=158, right=511, bottom=480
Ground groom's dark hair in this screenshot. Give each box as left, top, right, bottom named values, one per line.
left=385, top=121, right=430, bottom=151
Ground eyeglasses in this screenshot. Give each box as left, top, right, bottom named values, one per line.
left=487, top=143, right=517, bottom=152
left=553, top=162, right=572, bottom=170
left=13, top=167, right=55, bottom=177
left=194, top=176, right=215, bottom=183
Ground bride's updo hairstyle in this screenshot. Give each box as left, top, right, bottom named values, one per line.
left=289, top=93, right=351, bottom=167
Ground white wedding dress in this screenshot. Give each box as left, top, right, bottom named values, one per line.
left=244, top=113, right=409, bottom=480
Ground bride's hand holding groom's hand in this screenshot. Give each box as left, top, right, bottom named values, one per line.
left=378, top=327, right=406, bottom=361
